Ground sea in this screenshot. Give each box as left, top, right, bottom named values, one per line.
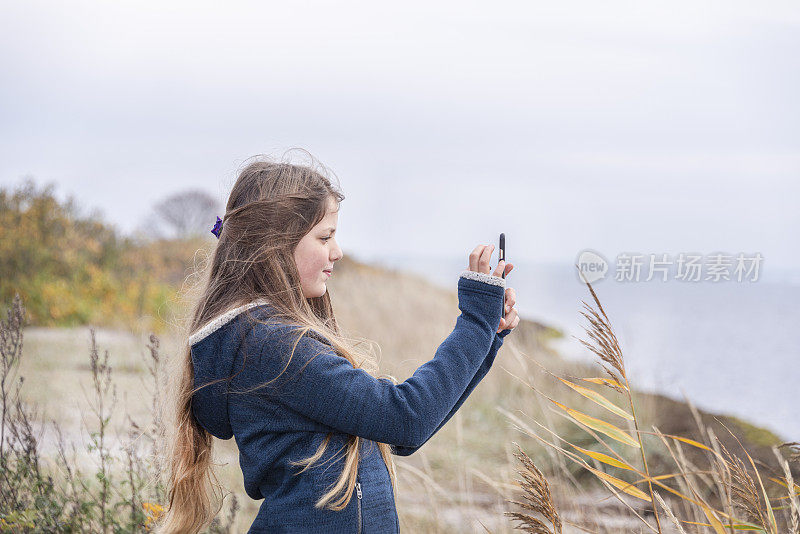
left=365, top=254, right=800, bottom=442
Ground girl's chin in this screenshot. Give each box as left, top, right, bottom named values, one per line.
left=311, top=284, right=327, bottom=298
left=301, top=282, right=327, bottom=300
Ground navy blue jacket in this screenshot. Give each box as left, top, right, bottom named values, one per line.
left=189, top=270, right=511, bottom=533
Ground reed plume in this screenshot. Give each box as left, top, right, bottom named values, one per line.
left=502, top=266, right=799, bottom=533
left=504, top=441, right=562, bottom=534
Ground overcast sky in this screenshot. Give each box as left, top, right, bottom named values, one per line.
left=2, top=0, right=798, bottom=271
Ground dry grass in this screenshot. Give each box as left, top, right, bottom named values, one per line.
left=501, top=267, right=800, bottom=534
left=7, top=254, right=797, bottom=532
left=504, top=442, right=562, bottom=534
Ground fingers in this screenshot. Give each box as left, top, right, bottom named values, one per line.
left=479, top=244, right=493, bottom=274
left=468, top=245, right=513, bottom=279
left=494, top=261, right=514, bottom=278
left=504, top=287, right=516, bottom=311
left=498, top=288, right=519, bottom=332
left=492, top=259, right=505, bottom=278
left=468, top=244, right=494, bottom=274
left=468, top=244, right=487, bottom=272
left=498, top=307, right=519, bottom=332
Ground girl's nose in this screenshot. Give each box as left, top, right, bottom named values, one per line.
left=331, top=241, right=343, bottom=261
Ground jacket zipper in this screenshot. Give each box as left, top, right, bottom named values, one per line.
left=356, top=480, right=362, bottom=534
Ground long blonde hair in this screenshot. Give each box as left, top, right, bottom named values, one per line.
left=155, top=149, right=398, bottom=533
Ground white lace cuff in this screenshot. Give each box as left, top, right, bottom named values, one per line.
left=459, top=270, right=506, bottom=289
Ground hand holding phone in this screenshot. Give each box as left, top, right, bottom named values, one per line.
left=465, top=239, right=517, bottom=333
left=497, top=233, right=518, bottom=333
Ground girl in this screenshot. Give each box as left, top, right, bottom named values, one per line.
left=157, top=151, right=519, bottom=533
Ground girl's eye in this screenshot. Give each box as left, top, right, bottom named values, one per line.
left=321, top=237, right=331, bottom=242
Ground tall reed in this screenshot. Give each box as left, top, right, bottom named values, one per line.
left=502, top=267, right=799, bottom=534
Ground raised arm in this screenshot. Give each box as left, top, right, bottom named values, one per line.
left=391, top=327, right=512, bottom=456
left=242, top=270, right=505, bottom=449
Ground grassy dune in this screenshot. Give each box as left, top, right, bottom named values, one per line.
left=14, top=254, right=797, bottom=532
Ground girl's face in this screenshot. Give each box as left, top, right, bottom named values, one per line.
left=293, top=196, right=343, bottom=299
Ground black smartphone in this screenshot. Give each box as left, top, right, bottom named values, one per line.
left=499, top=233, right=506, bottom=320
left=499, top=233, right=506, bottom=279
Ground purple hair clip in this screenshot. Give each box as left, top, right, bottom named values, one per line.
left=211, top=216, right=223, bottom=238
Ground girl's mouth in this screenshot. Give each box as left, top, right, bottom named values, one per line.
left=323, top=270, right=332, bottom=277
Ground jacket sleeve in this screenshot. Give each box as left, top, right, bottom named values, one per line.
left=390, top=327, right=512, bottom=456
left=243, top=270, right=506, bottom=449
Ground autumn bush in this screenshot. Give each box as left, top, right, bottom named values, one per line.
left=0, top=179, right=200, bottom=334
